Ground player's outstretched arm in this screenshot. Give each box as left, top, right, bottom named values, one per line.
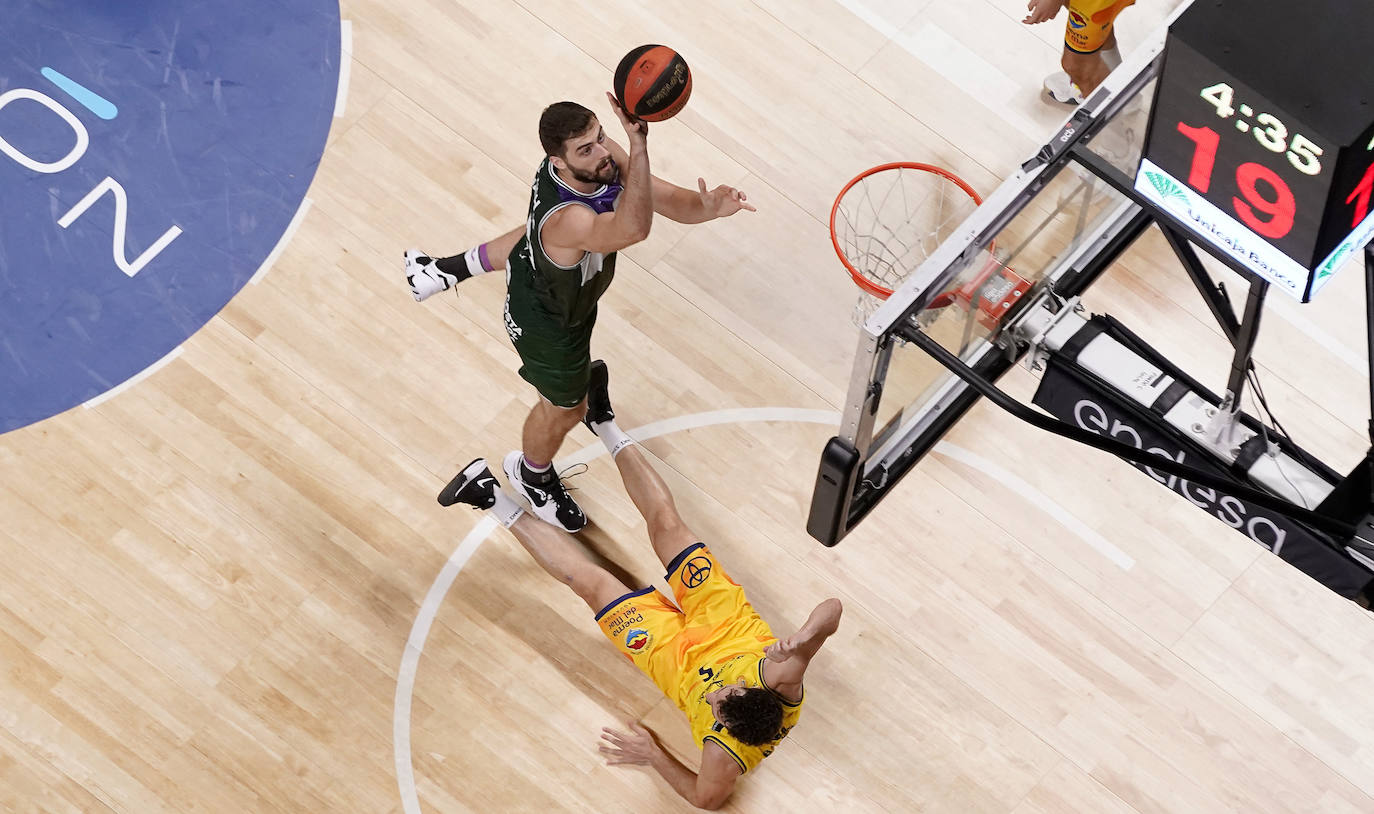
left=603, top=137, right=756, bottom=224
left=544, top=93, right=654, bottom=255
left=1022, top=0, right=1067, bottom=24
left=762, top=597, right=843, bottom=694
left=600, top=722, right=740, bottom=810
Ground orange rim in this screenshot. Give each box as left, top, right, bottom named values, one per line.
left=830, top=162, right=985, bottom=301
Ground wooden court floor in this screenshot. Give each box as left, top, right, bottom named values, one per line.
left=4, top=1, right=1373, bottom=812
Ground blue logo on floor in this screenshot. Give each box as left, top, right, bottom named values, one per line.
left=0, top=1, right=341, bottom=432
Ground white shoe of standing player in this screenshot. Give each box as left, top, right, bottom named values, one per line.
left=1043, top=71, right=1084, bottom=106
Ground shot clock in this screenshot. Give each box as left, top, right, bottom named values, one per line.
left=1135, top=0, right=1374, bottom=301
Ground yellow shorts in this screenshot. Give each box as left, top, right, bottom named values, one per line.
left=1064, top=0, right=1135, bottom=53
left=594, top=543, right=774, bottom=699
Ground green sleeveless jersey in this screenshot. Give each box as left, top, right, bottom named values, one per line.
left=506, top=157, right=623, bottom=328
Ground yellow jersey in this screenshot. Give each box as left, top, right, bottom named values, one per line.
left=595, top=543, right=803, bottom=773
left=1064, top=0, right=1136, bottom=53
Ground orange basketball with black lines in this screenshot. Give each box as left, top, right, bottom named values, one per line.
left=613, top=44, right=692, bottom=122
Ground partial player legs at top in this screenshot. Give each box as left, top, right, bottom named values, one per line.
left=1059, top=30, right=1120, bottom=99
left=1023, top=0, right=1130, bottom=104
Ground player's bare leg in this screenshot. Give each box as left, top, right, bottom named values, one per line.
left=501, top=397, right=591, bottom=533
left=404, top=224, right=523, bottom=302
left=500, top=390, right=590, bottom=533
left=613, top=446, right=698, bottom=568
left=1044, top=32, right=1122, bottom=104
left=580, top=360, right=696, bottom=566
left=438, top=458, right=626, bottom=611
left=522, top=396, right=588, bottom=466
left=1062, top=48, right=1111, bottom=99
left=504, top=514, right=628, bottom=609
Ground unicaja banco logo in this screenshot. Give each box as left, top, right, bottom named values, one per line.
left=1143, top=170, right=1189, bottom=206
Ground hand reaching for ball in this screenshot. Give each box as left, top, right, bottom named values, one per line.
left=606, top=91, right=648, bottom=142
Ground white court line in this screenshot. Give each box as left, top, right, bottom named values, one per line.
left=393, top=516, right=495, bottom=814
left=557, top=407, right=845, bottom=467
left=1263, top=294, right=1366, bottom=376
left=933, top=441, right=1136, bottom=570
left=249, top=197, right=313, bottom=285
left=81, top=345, right=183, bottom=409
left=335, top=20, right=353, bottom=119
left=393, top=407, right=1134, bottom=813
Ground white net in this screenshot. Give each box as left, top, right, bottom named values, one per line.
left=832, top=164, right=983, bottom=324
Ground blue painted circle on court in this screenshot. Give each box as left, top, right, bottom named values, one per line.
left=0, top=1, right=340, bottom=433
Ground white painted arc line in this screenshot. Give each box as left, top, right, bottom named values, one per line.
left=394, top=515, right=496, bottom=814
left=394, top=407, right=1136, bottom=813
left=81, top=345, right=183, bottom=409
left=250, top=197, right=313, bottom=285
left=556, top=407, right=845, bottom=467
left=932, top=441, right=1136, bottom=570
left=335, top=20, right=353, bottom=119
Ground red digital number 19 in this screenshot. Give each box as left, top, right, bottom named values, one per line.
left=1176, top=122, right=1219, bottom=192
left=1175, top=121, right=1296, bottom=239
left=1348, top=161, right=1374, bottom=227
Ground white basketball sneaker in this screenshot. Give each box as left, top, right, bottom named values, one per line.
left=404, top=248, right=457, bottom=302
left=502, top=451, right=588, bottom=533
left=1043, top=71, right=1084, bottom=106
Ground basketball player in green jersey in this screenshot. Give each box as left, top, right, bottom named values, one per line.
left=405, top=93, right=754, bottom=532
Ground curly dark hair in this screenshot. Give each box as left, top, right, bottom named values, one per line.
left=717, top=687, right=784, bottom=747
left=538, top=101, right=596, bottom=157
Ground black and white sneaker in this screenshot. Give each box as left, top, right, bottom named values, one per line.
left=405, top=248, right=457, bottom=302
left=502, top=450, right=587, bottom=532
left=438, top=458, right=499, bottom=508
left=582, top=359, right=614, bottom=431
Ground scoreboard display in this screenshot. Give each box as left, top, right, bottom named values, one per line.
left=1135, top=0, right=1374, bottom=301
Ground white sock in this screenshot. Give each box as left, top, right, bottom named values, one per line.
left=1099, top=46, right=1122, bottom=70
left=592, top=419, right=635, bottom=458
left=491, top=490, right=524, bottom=528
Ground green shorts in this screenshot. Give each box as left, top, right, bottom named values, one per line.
left=503, top=297, right=597, bottom=408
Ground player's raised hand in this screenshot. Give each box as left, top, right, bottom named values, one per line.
left=606, top=91, right=648, bottom=142
left=599, top=721, right=658, bottom=766
left=1023, top=0, right=1065, bottom=24
left=697, top=177, right=757, bottom=217
left=764, top=635, right=798, bottom=662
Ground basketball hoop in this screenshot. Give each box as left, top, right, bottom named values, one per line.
left=830, top=162, right=987, bottom=325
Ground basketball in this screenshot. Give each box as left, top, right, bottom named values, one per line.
left=613, top=44, right=692, bottom=122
